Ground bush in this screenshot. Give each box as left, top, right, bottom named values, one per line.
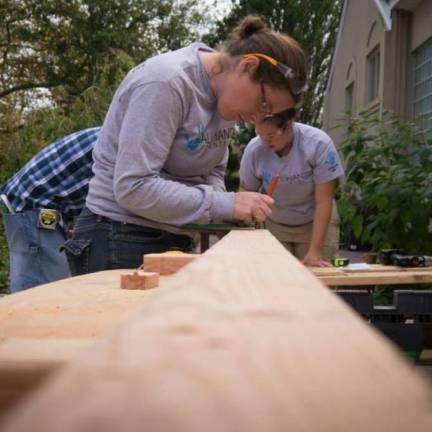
left=0, top=52, right=134, bottom=293
left=226, top=123, right=255, bottom=192
left=337, top=111, right=432, bottom=254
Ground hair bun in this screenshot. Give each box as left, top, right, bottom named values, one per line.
left=236, top=16, right=267, bottom=38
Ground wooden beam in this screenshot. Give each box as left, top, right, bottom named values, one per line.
left=2, top=231, right=432, bottom=431
left=318, top=270, right=432, bottom=286
left=311, top=264, right=432, bottom=286
left=120, top=271, right=159, bottom=290
left=143, top=252, right=199, bottom=275
left=0, top=270, right=158, bottom=416
left=0, top=339, right=92, bottom=416
left=0, top=270, right=155, bottom=340
left=311, top=264, right=432, bottom=275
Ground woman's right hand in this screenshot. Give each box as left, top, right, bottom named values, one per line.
left=234, top=192, right=274, bottom=224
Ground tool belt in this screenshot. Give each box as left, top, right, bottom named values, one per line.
left=37, top=209, right=61, bottom=230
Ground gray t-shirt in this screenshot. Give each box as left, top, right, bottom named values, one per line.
left=86, top=43, right=236, bottom=234
left=240, top=122, right=344, bottom=225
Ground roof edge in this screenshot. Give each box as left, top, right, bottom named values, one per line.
left=372, top=0, right=399, bottom=30
left=325, top=0, right=349, bottom=94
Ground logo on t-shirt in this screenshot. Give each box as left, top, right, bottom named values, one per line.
left=325, top=150, right=339, bottom=172
left=262, top=170, right=273, bottom=185
left=184, top=124, right=205, bottom=152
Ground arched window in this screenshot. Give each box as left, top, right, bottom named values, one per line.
left=414, top=37, right=432, bottom=139
left=345, top=61, right=356, bottom=112
left=366, top=46, right=380, bottom=102
left=367, top=21, right=379, bottom=49
left=366, top=21, right=381, bottom=103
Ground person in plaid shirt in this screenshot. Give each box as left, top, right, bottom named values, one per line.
left=0, top=127, right=99, bottom=292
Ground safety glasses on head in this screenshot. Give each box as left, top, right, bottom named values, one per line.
left=243, top=53, right=307, bottom=96
left=263, top=107, right=297, bottom=129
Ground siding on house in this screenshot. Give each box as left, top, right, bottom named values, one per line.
left=323, top=0, right=432, bottom=146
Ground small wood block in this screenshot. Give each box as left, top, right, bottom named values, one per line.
left=143, top=253, right=198, bottom=276
left=120, top=271, right=159, bottom=290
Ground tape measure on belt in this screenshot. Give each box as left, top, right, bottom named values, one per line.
left=38, top=209, right=60, bottom=230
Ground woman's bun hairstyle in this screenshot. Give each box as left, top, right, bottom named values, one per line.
left=221, top=15, right=307, bottom=101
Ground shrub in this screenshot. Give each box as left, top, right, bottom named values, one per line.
left=0, top=52, right=134, bottom=293
left=337, top=111, right=432, bottom=254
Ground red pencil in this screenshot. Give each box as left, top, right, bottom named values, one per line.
left=267, top=174, right=280, bottom=197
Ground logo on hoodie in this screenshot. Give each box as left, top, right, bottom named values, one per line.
left=184, top=124, right=205, bottom=152
left=262, top=170, right=273, bottom=185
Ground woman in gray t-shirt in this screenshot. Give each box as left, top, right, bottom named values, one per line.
left=240, top=110, right=344, bottom=267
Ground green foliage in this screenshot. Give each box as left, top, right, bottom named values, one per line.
left=225, top=124, right=257, bottom=191
left=203, top=0, right=343, bottom=127
left=337, top=111, right=432, bottom=254
left=0, top=51, right=134, bottom=293
left=1, top=0, right=206, bottom=104
left=202, top=0, right=343, bottom=178
left=0, top=51, right=134, bottom=181
left=0, top=0, right=208, bottom=292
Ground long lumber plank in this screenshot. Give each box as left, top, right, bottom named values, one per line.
left=0, top=339, right=92, bottom=416
left=2, top=230, right=432, bottom=431
left=318, top=270, right=432, bottom=286
left=143, top=252, right=199, bottom=275
left=0, top=270, right=154, bottom=340
left=311, top=264, right=432, bottom=276
left=0, top=270, right=159, bottom=416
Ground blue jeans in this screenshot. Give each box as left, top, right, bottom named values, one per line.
left=62, top=208, right=192, bottom=276
left=3, top=210, right=70, bottom=293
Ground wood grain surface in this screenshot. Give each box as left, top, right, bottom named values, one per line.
left=1, top=230, right=432, bottom=431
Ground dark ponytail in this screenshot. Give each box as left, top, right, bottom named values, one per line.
left=233, top=16, right=266, bottom=39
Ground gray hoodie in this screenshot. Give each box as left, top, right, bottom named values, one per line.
left=87, top=43, right=236, bottom=234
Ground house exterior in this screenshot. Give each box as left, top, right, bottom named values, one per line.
left=323, top=0, right=432, bottom=145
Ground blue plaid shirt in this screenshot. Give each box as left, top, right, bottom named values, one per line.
left=0, top=128, right=100, bottom=220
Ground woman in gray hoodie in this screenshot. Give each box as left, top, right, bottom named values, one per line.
left=63, top=15, right=308, bottom=275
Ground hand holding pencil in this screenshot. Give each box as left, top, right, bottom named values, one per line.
left=250, top=174, right=279, bottom=229
left=233, top=191, right=273, bottom=224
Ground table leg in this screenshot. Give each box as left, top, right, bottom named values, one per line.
left=200, top=233, right=210, bottom=253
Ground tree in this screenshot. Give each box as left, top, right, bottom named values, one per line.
left=0, top=0, right=207, bottom=108
left=0, top=0, right=209, bottom=293
left=204, top=0, right=343, bottom=127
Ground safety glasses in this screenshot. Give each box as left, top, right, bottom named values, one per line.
left=243, top=53, right=307, bottom=96
left=263, top=107, right=297, bottom=129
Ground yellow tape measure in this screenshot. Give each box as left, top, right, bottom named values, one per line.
left=37, top=209, right=59, bottom=230
left=332, top=257, right=350, bottom=267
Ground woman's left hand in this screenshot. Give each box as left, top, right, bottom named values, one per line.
left=301, top=249, right=331, bottom=267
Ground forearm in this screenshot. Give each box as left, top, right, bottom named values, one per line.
left=114, top=174, right=234, bottom=225
left=309, top=199, right=332, bottom=254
